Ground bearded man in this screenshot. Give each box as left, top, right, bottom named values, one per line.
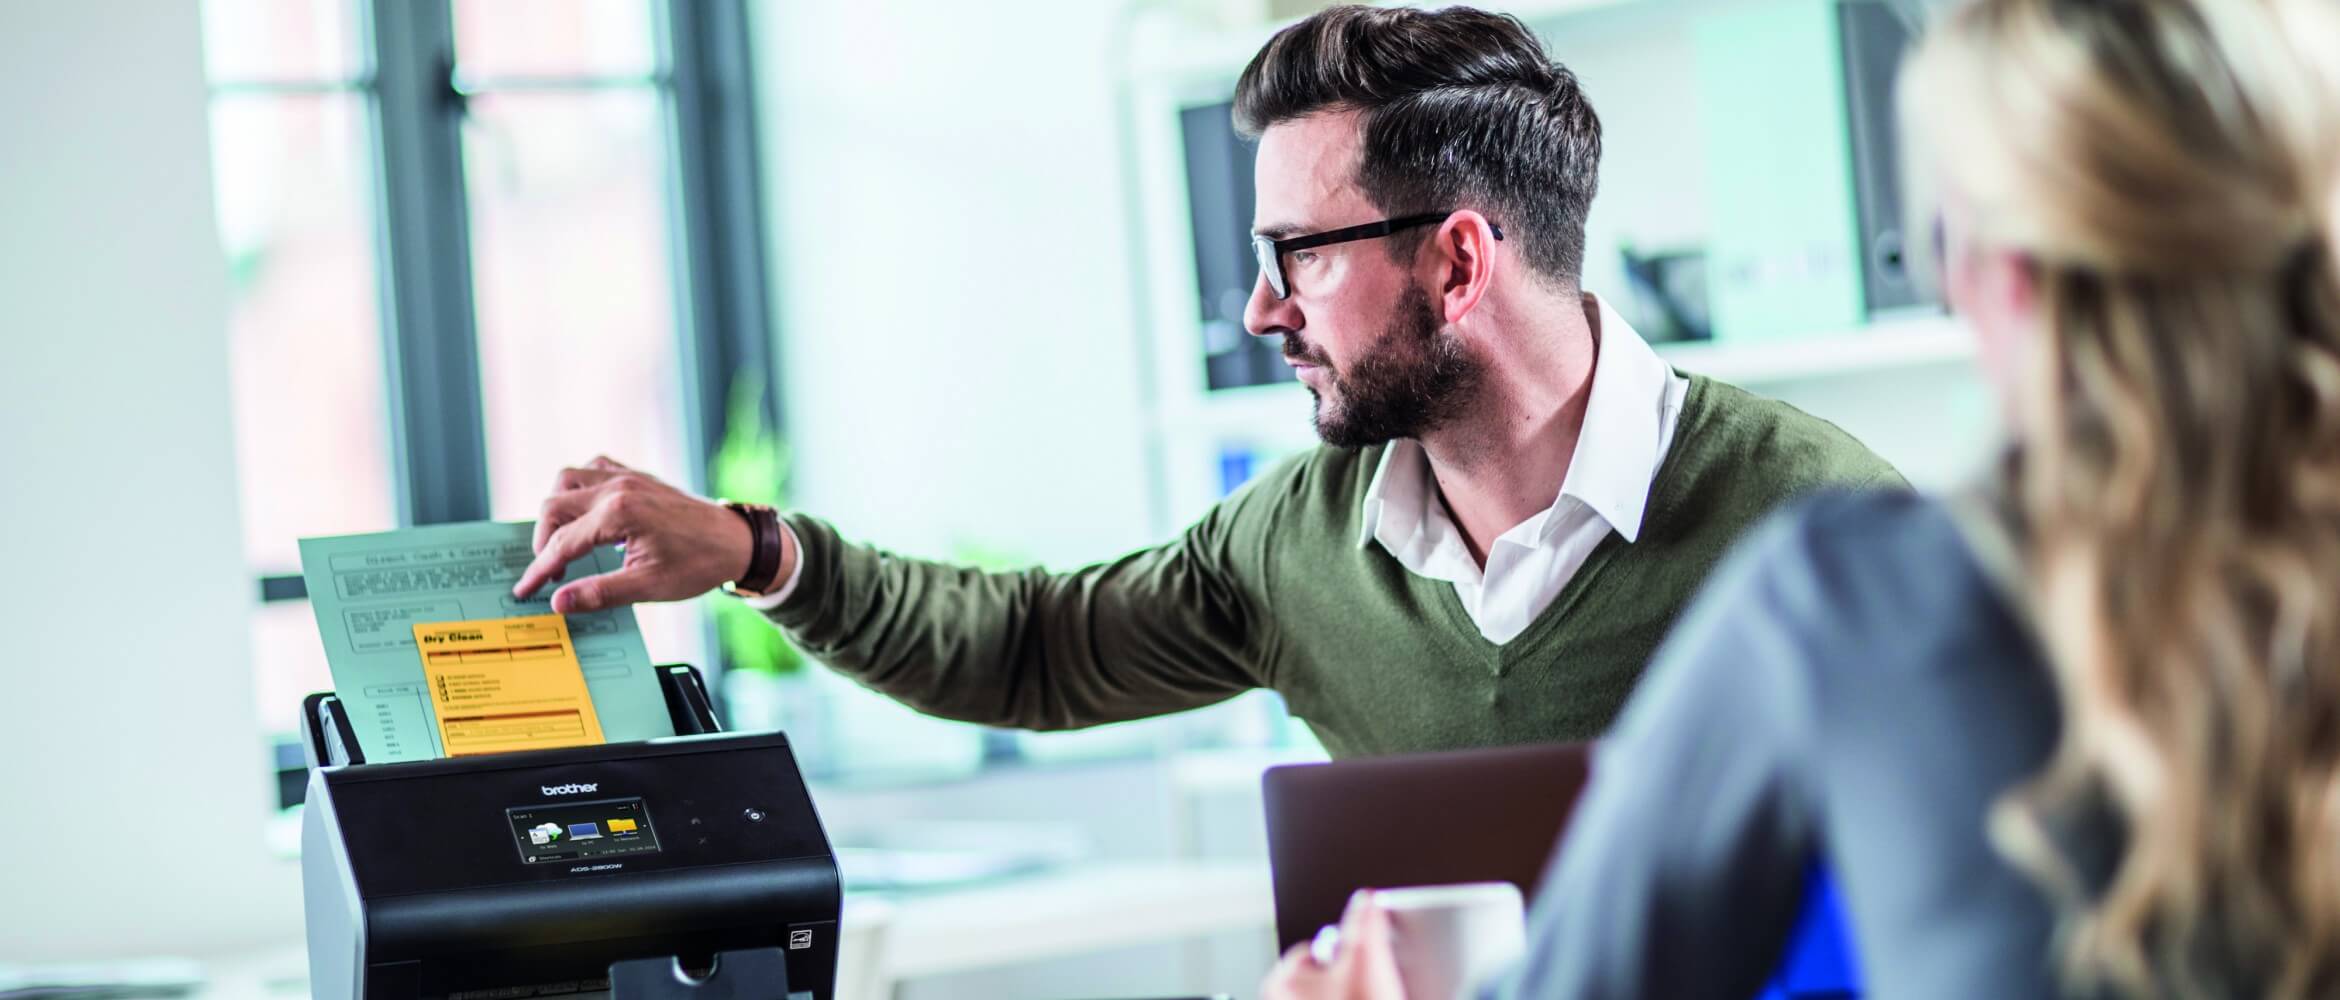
left=514, top=5, right=1900, bottom=755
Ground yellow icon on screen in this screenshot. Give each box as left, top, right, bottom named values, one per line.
left=607, top=818, right=638, bottom=833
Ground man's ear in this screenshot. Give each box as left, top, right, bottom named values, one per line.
left=1430, top=210, right=1500, bottom=324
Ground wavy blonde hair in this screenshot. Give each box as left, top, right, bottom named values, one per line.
left=1902, top=0, right=2340, bottom=995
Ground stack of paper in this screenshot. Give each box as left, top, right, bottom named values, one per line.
left=298, top=522, right=675, bottom=763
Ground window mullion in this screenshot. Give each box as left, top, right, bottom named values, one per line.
left=663, top=0, right=782, bottom=496
left=367, top=0, right=490, bottom=526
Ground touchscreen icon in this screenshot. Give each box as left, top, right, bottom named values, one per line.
left=608, top=818, right=639, bottom=833
left=528, top=822, right=563, bottom=846
left=568, top=822, right=604, bottom=840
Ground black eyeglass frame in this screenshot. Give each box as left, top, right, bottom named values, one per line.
left=1251, top=211, right=1505, bottom=300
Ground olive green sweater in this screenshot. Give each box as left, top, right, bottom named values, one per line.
left=761, top=376, right=1901, bottom=757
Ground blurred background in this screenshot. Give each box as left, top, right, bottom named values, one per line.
left=0, top=0, right=1989, bottom=996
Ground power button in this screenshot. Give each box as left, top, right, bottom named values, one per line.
left=743, top=808, right=766, bottom=823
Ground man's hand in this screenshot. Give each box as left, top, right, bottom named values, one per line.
left=510, top=456, right=768, bottom=614
left=1260, top=891, right=1408, bottom=1000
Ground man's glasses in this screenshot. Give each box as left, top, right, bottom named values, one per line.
left=1251, top=211, right=1504, bottom=300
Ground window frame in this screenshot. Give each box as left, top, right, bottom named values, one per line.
left=234, top=0, right=779, bottom=611
left=208, top=0, right=780, bottom=800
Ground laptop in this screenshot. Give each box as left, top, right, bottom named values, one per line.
left=1261, top=742, right=1594, bottom=950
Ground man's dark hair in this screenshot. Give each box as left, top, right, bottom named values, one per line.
left=1233, top=5, right=1602, bottom=290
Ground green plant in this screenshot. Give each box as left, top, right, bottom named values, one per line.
left=708, top=373, right=805, bottom=676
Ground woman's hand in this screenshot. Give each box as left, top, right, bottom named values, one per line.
left=1260, top=891, right=1408, bottom=1000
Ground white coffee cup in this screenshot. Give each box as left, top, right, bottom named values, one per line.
left=1372, top=882, right=1527, bottom=1000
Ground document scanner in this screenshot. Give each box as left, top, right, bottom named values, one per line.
left=299, top=665, right=841, bottom=999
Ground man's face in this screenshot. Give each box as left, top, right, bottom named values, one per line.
left=1243, top=112, right=1484, bottom=448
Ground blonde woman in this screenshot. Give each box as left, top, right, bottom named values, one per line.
left=1263, top=0, right=2340, bottom=996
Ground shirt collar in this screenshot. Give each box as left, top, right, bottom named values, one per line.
left=1554, top=293, right=1674, bottom=543
left=1356, top=292, right=1677, bottom=550
left=1357, top=438, right=1423, bottom=549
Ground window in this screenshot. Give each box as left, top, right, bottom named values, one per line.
left=203, top=0, right=396, bottom=741
left=201, top=0, right=777, bottom=792
left=452, top=0, right=705, bottom=670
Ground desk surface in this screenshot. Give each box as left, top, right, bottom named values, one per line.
left=855, top=859, right=1271, bottom=981
left=192, top=859, right=1273, bottom=1000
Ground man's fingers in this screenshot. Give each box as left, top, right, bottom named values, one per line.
left=555, top=465, right=624, bottom=494
left=550, top=565, right=655, bottom=615
left=522, top=459, right=663, bottom=600
left=512, top=509, right=617, bottom=600
left=534, top=488, right=597, bottom=553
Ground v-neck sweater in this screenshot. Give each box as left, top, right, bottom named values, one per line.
left=763, top=375, right=1902, bottom=757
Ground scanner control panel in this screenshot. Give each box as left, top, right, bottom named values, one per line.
left=323, top=735, right=824, bottom=897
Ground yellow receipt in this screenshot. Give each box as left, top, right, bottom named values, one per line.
left=412, top=614, right=606, bottom=756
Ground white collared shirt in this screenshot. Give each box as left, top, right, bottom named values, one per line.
left=1360, top=294, right=1688, bottom=644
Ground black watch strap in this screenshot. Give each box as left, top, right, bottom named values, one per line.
left=723, top=502, right=784, bottom=597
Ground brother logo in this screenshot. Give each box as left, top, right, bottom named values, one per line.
left=541, top=782, right=600, bottom=796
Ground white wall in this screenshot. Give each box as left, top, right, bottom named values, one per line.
left=0, top=1, right=302, bottom=960
left=750, top=0, right=1161, bottom=570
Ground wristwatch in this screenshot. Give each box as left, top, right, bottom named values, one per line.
left=719, top=501, right=785, bottom=598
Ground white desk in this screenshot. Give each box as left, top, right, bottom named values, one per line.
left=849, top=860, right=1270, bottom=987
left=192, top=859, right=1273, bottom=1000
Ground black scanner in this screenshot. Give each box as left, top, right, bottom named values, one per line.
left=299, top=665, right=841, bottom=999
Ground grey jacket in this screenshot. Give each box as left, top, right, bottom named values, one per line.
left=1483, top=490, right=2106, bottom=1000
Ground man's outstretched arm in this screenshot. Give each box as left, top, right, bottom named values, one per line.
left=514, top=456, right=1276, bottom=731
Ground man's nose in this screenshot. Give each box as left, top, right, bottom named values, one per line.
left=1243, top=271, right=1301, bottom=338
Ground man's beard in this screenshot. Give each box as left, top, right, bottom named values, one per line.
left=1285, top=283, right=1484, bottom=448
